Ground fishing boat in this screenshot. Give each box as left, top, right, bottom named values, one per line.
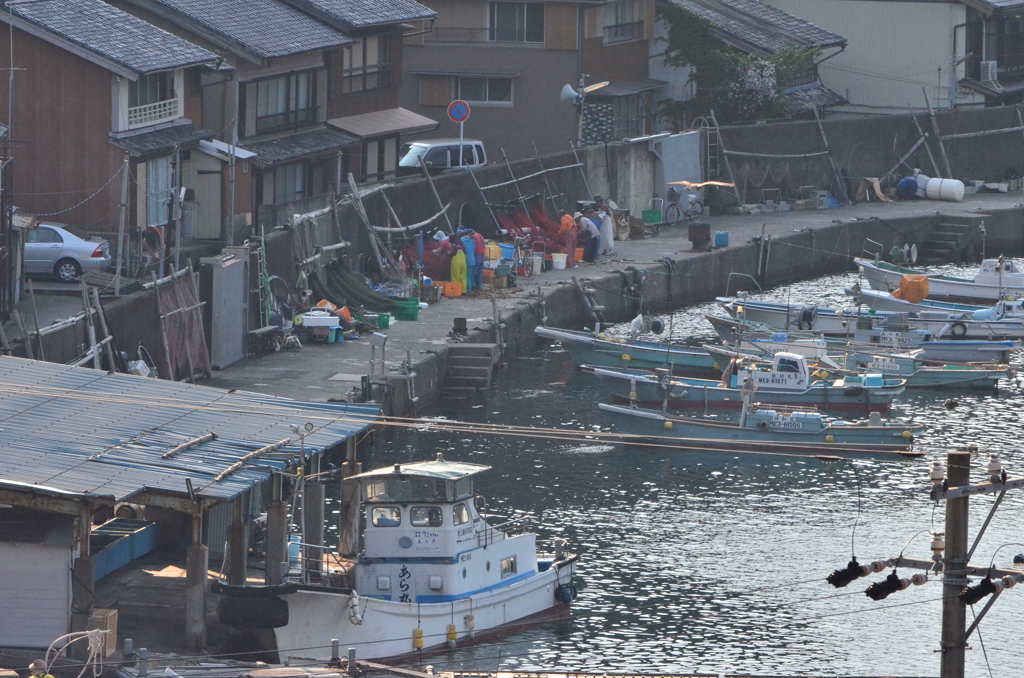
left=706, top=314, right=1015, bottom=365
left=599, top=401, right=924, bottom=457
left=215, top=454, right=579, bottom=662
left=846, top=286, right=1024, bottom=319
left=591, top=352, right=905, bottom=412
left=716, top=297, right=1024, bottom=341
left=855, top=257, right=1024, bottom=303
left=535, top=325, right=722, bottom=377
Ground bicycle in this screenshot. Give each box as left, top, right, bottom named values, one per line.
left=506, top=236, right=533, bottom=287
left=664, top=187, right=705, bottom=226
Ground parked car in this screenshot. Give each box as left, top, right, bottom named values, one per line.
left=23, top=222, right=111, bottom=282
left=398, top=139, right=487, bottom=175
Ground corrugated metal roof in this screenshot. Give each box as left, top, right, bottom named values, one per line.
left=0, top=357, right=379, bottom=504
left=353, top=456, right=490, bottom=481
left=241, top=126, right=358, bottom=164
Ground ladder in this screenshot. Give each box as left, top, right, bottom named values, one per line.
left=255, top=230, right=272, bottom=328
left=572, top=276, right=606, bottom=328
left=698, top=116, right=720, bottom=181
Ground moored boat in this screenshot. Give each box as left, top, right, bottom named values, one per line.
left=535, top=325, right=722, bottom=377
left=599, top=401, right=924, bottom=457
left=855, top=257, right=1024, bottom=303
left=215, top=454, right=579, bottom=662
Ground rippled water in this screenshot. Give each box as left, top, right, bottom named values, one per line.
left=332, top=266, right=1024, bottom=678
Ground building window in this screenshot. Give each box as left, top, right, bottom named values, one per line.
left=457, top=77, right=513, bottom=105
left=489, top=2, right=544, bottom=43
left=256, top=71, right=315, bottom=134
left=146, top=156, right=174, bottom=226
left=274, top=161, right=306, bottom=205
left=612, top=94, right=648, bottom=139
left=342, top=35, right=392, bottom=93
left=604, top=0, right=643, bottom=44
left=128, top=71, right=179, bottom=128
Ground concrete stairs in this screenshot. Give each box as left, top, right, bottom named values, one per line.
left=441, top=344, right=500, bottom=397
left=917, top=216, right=984, bottom=265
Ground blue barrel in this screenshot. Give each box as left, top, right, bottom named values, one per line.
left=897, top=176, right=919, bottom=199
left=714, top=231, right=729, bottom=247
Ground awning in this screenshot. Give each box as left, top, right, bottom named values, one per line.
left=327, top=107, right=439, bottom=139
left=587, top=79, right=667, bottom=99
left=780, top=83, right=847, bottom=116
left=199, top=139, right=258, bottom=162
left=960, top=77, right=1024, bottom=98
left=241, top=126, right=358, bottom=165
left=110, top=122, right=215, bottom=159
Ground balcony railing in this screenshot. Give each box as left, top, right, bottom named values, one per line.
left=256, top=106, right=318, bottom=134
left=128, top=98, right=179, bottom=129
left=423, top=27, right=544, bottom=44
left=780, top=69, right=819, bottom=92
left=604, top=21, right=644, bottom=44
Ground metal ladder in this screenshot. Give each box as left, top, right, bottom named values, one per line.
left=572, top=276, right=606, bottom=329
left=699, top=116, right=720, bottom=181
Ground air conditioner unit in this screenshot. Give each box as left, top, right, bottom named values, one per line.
left=981, top=60, right=999, bottom=82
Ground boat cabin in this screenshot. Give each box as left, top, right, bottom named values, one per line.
left=352, top=454, right=539, bottom=603
left=974, top=258, right=1024, bottom=285
left=734, top=352, right=810, bottom=391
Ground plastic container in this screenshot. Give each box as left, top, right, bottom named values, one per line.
left=499, top=243, right=516, bottom=259
left=552, top=253, right=568, bottom=270
left=925, top=177, right=965, bottom=202
left=377, top=313, right=390, bottom=329
left=533, top=253, right=544, bottom=272
left=714, top=231, right=729, bottom=247
left=915, top=173, right=930, bottom=198
left=483, top=268, right=495, bottom=283
left=486, top=243, right=501, bottom=260
left=897, top=176, right=919, bottom=199
left=392, top=301, right=420, bottom=321
left=575, top=247, right=584, bottom=262
left=496, top=264, right=511, bottom=277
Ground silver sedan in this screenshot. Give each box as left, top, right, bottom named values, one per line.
left=24, top=222, right=112, bottom=283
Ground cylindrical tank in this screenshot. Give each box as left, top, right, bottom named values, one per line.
left=897, top=176, right=919, bottom=199
left=925, top=177, right=965, bottom=202
left=915, top=173, right=930, bottom=198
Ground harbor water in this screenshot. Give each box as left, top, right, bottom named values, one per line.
left=330, top=266, right=1024, bottom=678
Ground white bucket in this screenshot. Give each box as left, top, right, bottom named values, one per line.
left=552, top=253, right=567, bottom=270
left=533, top=253, right=544, bottom=272
left=925, top=177, right=965, bottom=202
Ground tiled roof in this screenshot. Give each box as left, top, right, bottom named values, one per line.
left=283, top=0, right=435, bottom=29
left=673, top=0, right=845, bottom=55
left=242, top=126, right=359, bottom=164
left=3, top=0, right=219, bottom=76
left=110, top=123, right=216, bottom=158
left=129, top=0, right=353, bottom=60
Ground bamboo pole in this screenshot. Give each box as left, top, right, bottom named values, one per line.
left=813, top=107, right=850, bottom=205
left=909, top=111, right=941, bottom=177
left=27, top=278, right=44, bottom=361
left=923, top=87, right=953, bottom=178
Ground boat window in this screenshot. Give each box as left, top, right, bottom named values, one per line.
left=371, top=506, right=402, bottom=527
left=500, top=555, right=517, bottom=578
left=411, top=506, right=443, bottom=527
left=777, top=358, right=801, bottom=373
left=364, top=477, right=444, bottom=503
left=453, top=502, right=470, bottom=525
left=453, top=476, right=473, bottom=499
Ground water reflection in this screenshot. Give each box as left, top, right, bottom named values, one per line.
left=334, top=267, right=1024, bottom=677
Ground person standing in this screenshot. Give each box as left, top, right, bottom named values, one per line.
left=459, top=233, right=476, bottom=292
left=471, top=230, right=485, bottom=290
left=558, top=209, right=577, bottom=266
left=577, top=210, right=601, bottom=262
left=595, top=196, right=615, bottom=255
left=450, top=243, right=467, bottom=293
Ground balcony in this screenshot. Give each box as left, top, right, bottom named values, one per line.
left=127, top=98, right=179, bottom=129
left=256, top=106, right=318, bottom=135
left=423, top=27, right=544, bottom=44
left=604, top=21, right=644, bottom=44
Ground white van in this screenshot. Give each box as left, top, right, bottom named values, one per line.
left=398, top=139, right=487, bottom=175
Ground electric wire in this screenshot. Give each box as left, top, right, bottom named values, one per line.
left=20, top=163, right=125, bottom=217
left=971, top=605, right=996, bottom=678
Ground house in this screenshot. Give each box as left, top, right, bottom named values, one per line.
left=760, top=0, right=988, bottom=113
left=113, top=0, right=439, bottom=231
left=653, top=0, right=848, bottom=122
left=401, top=0, right=659, bottom=159
left=0, top=0, right=221, bottom=255
left=952, top=0, right=1024, bottom=104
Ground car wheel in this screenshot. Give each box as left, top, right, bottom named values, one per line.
left=55, top=258, right=81, bottom=283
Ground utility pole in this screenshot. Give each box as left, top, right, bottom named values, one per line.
left=940, top=450, right=970, bottom=678
left=114, top=153, right=129, bottom=296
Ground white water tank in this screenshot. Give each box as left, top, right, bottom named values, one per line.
left=915, top=173, right=930, bottom=198
left=925, top=177, right=965, bottom=202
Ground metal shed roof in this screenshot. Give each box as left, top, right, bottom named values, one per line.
left=353, top=456, right=490, bottom=481
left=0, top=357, right=379, bottom=505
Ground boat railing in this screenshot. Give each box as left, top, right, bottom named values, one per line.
left=478, top=515, right=532, bottom=548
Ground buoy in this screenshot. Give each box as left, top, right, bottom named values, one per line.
left=622, top=354, right=631, bottom=361
left=413, top=627, right=424, bottom=650
left=446, top=623, right=457, bottom=648
left=465, top=614, right=476, bottom=639
left=825, top=434, right=835, bottom=443
left=903, top=430, right=913, bottom=439
left=944, top=399, right=958, bottom=410
left=629, top=391, right=638, bottom=400
left=664, top=420, right=673, bottom=430
left=968, top=442, right=979, bottom=452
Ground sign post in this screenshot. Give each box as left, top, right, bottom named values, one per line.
left=447, top=100, right=471, bottom=167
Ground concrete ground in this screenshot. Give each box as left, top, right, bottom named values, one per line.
left=205, top=190, right=1024, bottom=401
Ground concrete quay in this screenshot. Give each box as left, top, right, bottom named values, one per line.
left=208, top=191, right=1024, bottom=414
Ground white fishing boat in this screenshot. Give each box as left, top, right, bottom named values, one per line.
left=215, top=454, right=579, bottom=662
left=855, top=257, right=1024, bottom=303
left=846, top=286, right=1024, bottom=319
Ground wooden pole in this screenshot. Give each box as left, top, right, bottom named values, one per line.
left=14, top=310, right=33, bottom=359
left=90, top=286, right=116, bottom=371
left=115, top=153, right=129, bottom=296
left=940, top=450, right=971, bottom=678
left=708, top=110, right=740, bottom=202
left=531, top=140, right=562, bottom=211
left=27, top=278, right=44, bottom=361
left=467, top=164, right=503, bottom=234
left=80, top=280, right=100, bottom=368
left=420, top=156, right=454, bottom=234
left=923, top=88, right=954, bottom=178
left=501, top=148, right=526, bottom=202
left=813, top=107, right=850, bottom=205
left=909, top=111, right=942, bottom=178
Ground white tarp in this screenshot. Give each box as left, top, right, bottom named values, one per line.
left=654, top=131, right=702, bottom=201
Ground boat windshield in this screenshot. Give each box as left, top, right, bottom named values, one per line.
left=364, top=476, right=445, bottom=503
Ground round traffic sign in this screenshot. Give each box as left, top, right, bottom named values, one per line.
left=447, top=100, right=471, bottom=124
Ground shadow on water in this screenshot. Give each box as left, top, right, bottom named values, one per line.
left=329, top=266, right=1024, bottom=677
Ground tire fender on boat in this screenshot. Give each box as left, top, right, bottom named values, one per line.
left=950, top=322, right=968, bottom=338
left=349, top=590, right=364, bottom=625
left=555, top=583, right=578, bottom=604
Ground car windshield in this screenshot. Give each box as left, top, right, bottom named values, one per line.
left=399, top=144, right=428, bottom=168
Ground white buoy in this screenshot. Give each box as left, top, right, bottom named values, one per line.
left=925, top=177, right=965, bottom=202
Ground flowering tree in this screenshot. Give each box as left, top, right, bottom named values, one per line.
left=730, top=60, right=778, bottom=119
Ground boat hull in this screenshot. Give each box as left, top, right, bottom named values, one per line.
left=538, top=326, right=723, bottom=377
left=856, top=258, right=1024, bottom=303
left=594, top=369, right=901, bottom=412
left=274, top=559, right=577, bottom=662
left=600, top=403, right=921, bottom=456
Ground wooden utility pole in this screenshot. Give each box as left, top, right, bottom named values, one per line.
left=940, top=450, right=970, bottom=678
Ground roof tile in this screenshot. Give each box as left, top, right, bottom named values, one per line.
left=285, top=0, right=435, bottom=29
